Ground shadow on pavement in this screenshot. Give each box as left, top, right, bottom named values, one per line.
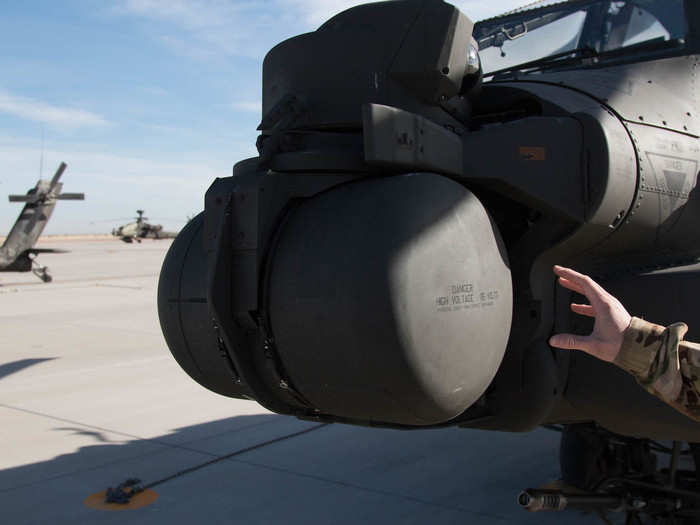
left=0, top=412, right=602, bottom=525
left=0, top=358, right=56, bottom=381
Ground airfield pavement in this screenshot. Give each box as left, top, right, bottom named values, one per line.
left=0, top=238, right=602, bottom=524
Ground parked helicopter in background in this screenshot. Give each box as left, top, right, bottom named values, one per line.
left=0, top=162, right=84, bottom=282
left=111, top=210, right=177, bottom=243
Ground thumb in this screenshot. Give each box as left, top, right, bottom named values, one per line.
left=549, top=333, right=593, bottom=352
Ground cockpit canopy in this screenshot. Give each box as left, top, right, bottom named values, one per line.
left=474, top=0, right=688, bottom=76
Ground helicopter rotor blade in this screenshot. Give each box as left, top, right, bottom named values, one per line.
left=56, top=192, right=85, bottom=200
left=8, top=195, right=35, bottom=203
left=48, top=162, right=67, bottom=191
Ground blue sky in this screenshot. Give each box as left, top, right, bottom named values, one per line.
left=0, top=0, right=527, bottom=234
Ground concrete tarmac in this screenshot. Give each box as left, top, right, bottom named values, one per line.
left=0, top=239, right=601, bottom=524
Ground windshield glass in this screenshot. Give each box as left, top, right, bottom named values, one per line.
left=474, top=0, right=687, bottom=74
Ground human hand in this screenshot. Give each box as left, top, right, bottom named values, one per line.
left=548, top=265, right=632, bottom=362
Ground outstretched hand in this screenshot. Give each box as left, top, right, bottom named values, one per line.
left=549, top=265, right=632, bottom=362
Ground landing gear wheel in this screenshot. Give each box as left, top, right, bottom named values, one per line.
left=560, top=423, right=608, bottom=490
left=549, top=425, right=700, bottom=524
left=30, top=256, right=53, bottom=283
left=32, top=266, right=52, bottom=283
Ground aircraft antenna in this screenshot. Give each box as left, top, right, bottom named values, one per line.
left=39, top=125, right=45, bottom=179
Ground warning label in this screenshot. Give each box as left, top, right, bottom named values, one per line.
left=435, top=282, right=500, bottom=313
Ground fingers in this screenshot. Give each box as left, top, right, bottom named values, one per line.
left=553, top=265, right=590, bottom=288
left=553, top=265, right=607, bottom=308
left=553, top=265, right=581, bottom=277
left=571, top=303, right=595, bottom=317
left=557, top=277, right=585, bottom=295
left=549, top=333, right=593, bottom=352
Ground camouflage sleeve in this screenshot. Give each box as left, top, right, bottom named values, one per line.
left=613, top=317, right=700, bottom=421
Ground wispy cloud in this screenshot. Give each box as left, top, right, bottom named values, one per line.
left=277, top=0, right=367, bottom=26
left=232, top=101, right=261, bottom=113
left=119, top=0, right=241, bottom=28
left=114, top=0, right=537, bottom=64
left=0, top=90, right=108, bottom=128
left=140, top=85, right=170, bottom=97
left=278, top=0, right=531, bottom=27
left=158, top=34, right=219, bottom=61
left=0, top=135, right=243, bottom=234
left=114, top=0, right=297, bottom=60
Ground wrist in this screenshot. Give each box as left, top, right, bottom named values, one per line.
left=613, top=317, right=665, bottom=376
left=611, top=314, right=633, bottom=360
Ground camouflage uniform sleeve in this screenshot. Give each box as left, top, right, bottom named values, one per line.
left=613, top=317, right=700, bottom=421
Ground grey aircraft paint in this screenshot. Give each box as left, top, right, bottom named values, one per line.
left=157, top=0, right=700, bottom=520
left=0, top=162, right=84, bottom=282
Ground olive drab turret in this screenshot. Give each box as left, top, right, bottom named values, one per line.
left=157, top=1, right=700, bottom=521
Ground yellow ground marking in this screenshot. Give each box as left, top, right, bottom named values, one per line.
left=84, top=489, right=158, bottom=511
